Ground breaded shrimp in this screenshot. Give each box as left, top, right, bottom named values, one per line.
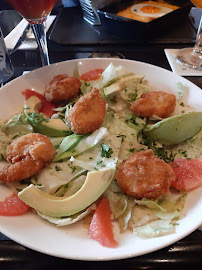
left=0, top=133, right=55, bottom=183
left=130, top=91, right=176, bottom=118
left=67, top=88, right=106, bottom=135
left=116, top=150, right=175, bottom=200
left=44, top=74, right=81, bottom=102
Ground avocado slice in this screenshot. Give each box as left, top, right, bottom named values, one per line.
left=18, top=168, right=115, bottom=217
left=24, top=96, right=42, bottom=113
left=34, top=118, right=72, bottom=137
left=25, top=110, right=72, bottom=137
left=145, top=112, right=202, bottom=145
left=104, top=74, right=144, bottom=99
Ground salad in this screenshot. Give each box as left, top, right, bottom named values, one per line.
left=0, top=62, right=202, bottom=248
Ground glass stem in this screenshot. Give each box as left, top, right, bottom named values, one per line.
left=193, top=15, right=202, bottom=57
left=31, top=23, right=50, bottom=66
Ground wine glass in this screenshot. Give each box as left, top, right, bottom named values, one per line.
left=175, top=0, right=202, bottom=70
left=7, top=0, right=57, bottom=66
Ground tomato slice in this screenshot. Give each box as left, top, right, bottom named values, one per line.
left=80, top=69, right=104, bottom=82
left=22, top=89, right=57, bottom=118
left=89, top=197, right=118, bottom=248
left=0, top=193, right=30, bottom=216
left=22, top=89, right=46, bottom=101
left=170, top=158, right=202, bottom=191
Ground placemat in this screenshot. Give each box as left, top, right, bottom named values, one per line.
left=165, top=48, right=202, bottom=76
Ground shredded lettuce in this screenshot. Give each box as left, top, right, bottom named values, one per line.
left=177, top=82, right=184, bottom=99
left=133, top=219, right=175, bottom=237
left=37, top=204, right=96, bottom=226
left=53, top=134, right=83, bottom=162
left=1, top=113, right=33, bottom=137
left=99, top=63, right=122, bottom=88
left=55, top=127, right=109, bottom=162
left=70, top=134, right=122, bottom=171
left=31, top=161, right=85, bottom=194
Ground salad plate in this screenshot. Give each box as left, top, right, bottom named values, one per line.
left=0, top=58, right=202, bottom=261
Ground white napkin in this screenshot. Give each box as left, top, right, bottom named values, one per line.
left=5, top=16, right=56, bottom=50
left=164, top=49, right=202, bottom=76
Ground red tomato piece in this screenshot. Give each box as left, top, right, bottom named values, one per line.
left=22, top=89, right=57, bottom=118
left=39, top=101, right=57, bottom=118
left=80, top=69, right=104, bottom=81
left=89, top=197, right=118, bottom=248
left=22, top=89, right=46, bottom=101
left=0, top=193, right=30, bottom=216
left=170, top=158, right=202, bottom=191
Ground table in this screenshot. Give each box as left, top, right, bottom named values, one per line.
left=0, top=6, right=202, bottom=270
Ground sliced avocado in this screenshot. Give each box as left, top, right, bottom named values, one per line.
left=104, top=74, right=144, bottom=99
left=18, top=168, right=115, bottom=217
left=24, top=96, right=42, bottom=113
left=145, top=112, right=202, bottom=145
left=35, top=119, right=72, bottom=137
left=1, top=113, right=33, bottom=136
left=25, top=111, right=72, bottom=137
left=38, top=119, right=72, bottom=137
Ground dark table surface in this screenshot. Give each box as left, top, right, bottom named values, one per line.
left=0, top=5, right=202, bottom=270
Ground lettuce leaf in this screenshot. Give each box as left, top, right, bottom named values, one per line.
left=31, top=161, right=85, bottom=194
left=53, top=134, right=83, bottom=162
left=133, top=219, right=175, bottom=237
left=37, top=204, right=96, bottom=226
left=70, top=134, right=122, bottom=171
left=55, top=127, right=109, bottom=162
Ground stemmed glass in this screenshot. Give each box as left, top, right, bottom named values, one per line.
left=175, top=0, right=202, bottom=70
left=7, top=0, right=57, bottom=66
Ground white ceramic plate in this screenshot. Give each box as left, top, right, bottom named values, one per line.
left=0, top=58, right=202, bottom=261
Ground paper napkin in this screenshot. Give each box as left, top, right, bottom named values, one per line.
left=5, top=16, right=56, bottom=50
left=164, top=49, right=202, bottom=76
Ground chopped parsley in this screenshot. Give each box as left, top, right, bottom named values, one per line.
left=97, top=160, right=103, bottom=165
left=138, top=132, right=177, bottom=163
left=55, top=165, right=62, bottom=171
left=19, top=178, right=32, bottom=185
left=25, top=112, right=49, bottom=126
left=117, top=134, right=126, bottom=142
left=100, top=144, right=113, bottom=158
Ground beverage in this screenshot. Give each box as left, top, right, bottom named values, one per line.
left=7, top=0, right=57, bottom=66
left=190, top=0, right=202, bottom=9
left=7, top=0, right=56, bottom=23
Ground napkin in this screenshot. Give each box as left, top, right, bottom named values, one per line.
left=164, top=49, right=202, bottom=76
left=5, top=16, right=56, bottom=50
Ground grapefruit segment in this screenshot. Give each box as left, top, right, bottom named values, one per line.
left=89, top=197, right=118, bottom=248
left=0, top=193, right=30, bottom=216
left=80, top=69, right=104, bottom=81
left=170, top=158, right=202, bottom=191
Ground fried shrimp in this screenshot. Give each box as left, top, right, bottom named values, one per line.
left=67, top=88, right=106, bottom=135
left=44, top=74, right=81, bottom=102
left=130, top=91, right=176, bottom=118
left=116, top=150, right=175, bottom=200
left=0, top=133, right=55, bottom=183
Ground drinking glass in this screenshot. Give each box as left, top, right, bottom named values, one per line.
left=7, top=0, right=57, bottom=66
left=175, top=0, right=202, bottom=70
